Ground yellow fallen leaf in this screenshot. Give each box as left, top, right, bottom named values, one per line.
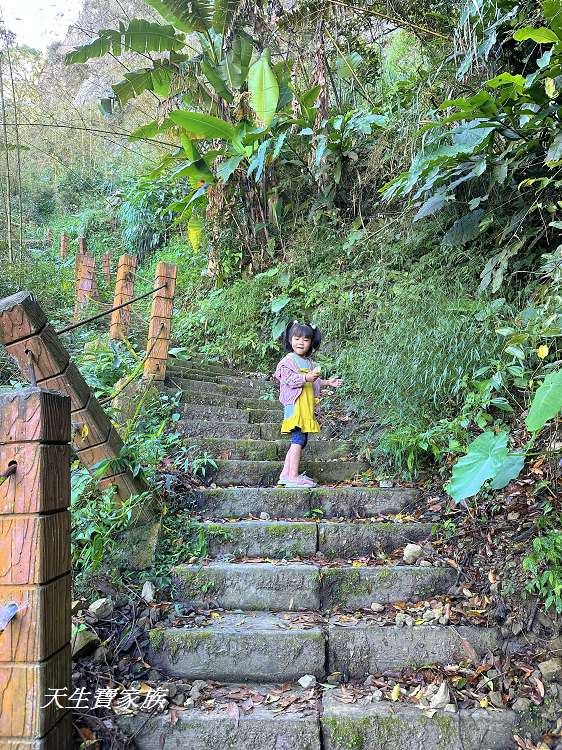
left=351, top=561, right=367, bottom=568
left=480, top=697, right=489, bottom=708
left=391, top=684, right=401, bottom=702
left=210, top=612, right=222, bottom=620
left=537, top=345, right=549, bottom=359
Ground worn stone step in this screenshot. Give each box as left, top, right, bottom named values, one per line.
left=173, top=562, right=320, bottom=611
left=149, top=612, right=325, bottom=682
left=172, top=562, right=455, bottom=612
left=193, top=437, right=352, bottom=462
left=320, top=564, right=456, bottom=608
left=199, top=520, right=317, bottom=558
left=168, top=368, right=266, bottom=388
left=173, top=377, right=271, bottom=399
left=195, top=486, right=418, bottom=519
left=321, top=694, right=516, bottom=750
left=118, top=702, right=321, bottom=750
left=328, top=623, right=501, bottom=677
left=213, top=459, right=367, bottom=487
left=197, top=520, right=431, bottom=559
left=182, top=420, right=261, bottom=439
left=318, top=521, right=432, bottom=558
left=180, top=391, right=282, bottom=411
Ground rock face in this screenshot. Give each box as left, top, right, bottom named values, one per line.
left=88, top=597, right=114, bottom=619
left=118, top=357, right=518, bottom=748
left=538, top=658, right=562, bottom=682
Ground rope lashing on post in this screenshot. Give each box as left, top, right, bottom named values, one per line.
left=26, top=350, right=37, bottom=386
left=0, top=602, right=18, bottom=633
left=0, top=462, right=17, bottom=486
left=56, top=282, right=169, bottom=335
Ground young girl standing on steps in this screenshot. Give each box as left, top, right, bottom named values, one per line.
left=274, top=321, right=342, bottom=488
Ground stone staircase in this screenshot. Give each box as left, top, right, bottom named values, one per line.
left=122, top=357, right=518, bottom=749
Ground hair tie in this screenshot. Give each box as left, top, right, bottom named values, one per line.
left=310, top=324, right=316, bottom=330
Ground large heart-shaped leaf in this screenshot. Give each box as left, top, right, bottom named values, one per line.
left=526, top=369, right=562, bottom=432
left=447, top=431, right=509, bottom=502
left=169, top=111, right=235, bottom=141
left=247, top=49, right=279, bottom=127
left=490, top=452, right=525, bottom=489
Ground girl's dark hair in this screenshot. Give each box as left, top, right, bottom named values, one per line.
left=283, top=321, right=322, bottom=354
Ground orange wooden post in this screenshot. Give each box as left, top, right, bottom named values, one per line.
left=0, top=388, right=72, bottom=748
left=144, top=262, right=177, bottom=382
left=102, top=251, right=112, bottom=286
left=0, top=292, right=147, bottom=504
left=109, top=254, right=137, bottom=341
left=74, top=253, right=98, bottom=319
left=59, top=233, right=68, bottom=259
left=78, top=236, right=87, bottom=255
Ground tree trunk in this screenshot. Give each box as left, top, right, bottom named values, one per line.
left=0, top=54, right=13, bottom=263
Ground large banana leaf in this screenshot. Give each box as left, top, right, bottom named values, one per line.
left=201, top=60, right=233, bottom=103
left=220, top=31, right=253, bottom=89
left=169, top=110, right=235, bottom=141
left=65, top=20, right=184, bottom=64
left=113, top=64, right=171, bottom=104
left=247, top=49, right=279, bottom=127
left=212, top=0, right=240, bottom=35
left=145, top=0, right=213, bottom=32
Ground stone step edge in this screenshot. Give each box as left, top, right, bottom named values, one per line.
left=117, top=692, right=517, bottom=750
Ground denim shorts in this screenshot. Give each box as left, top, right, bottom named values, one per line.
left=290, top=427, right=308, bottom=448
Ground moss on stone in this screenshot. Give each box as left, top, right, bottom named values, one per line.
left=163, top=630, right=212, bottom=662
left=148, top=628, right=165, bottom=652
left=322, top=716, right=371, bottom=750
left=322, top=569, right=371, bottom=606
left=265, top=523, right=309, bottom=536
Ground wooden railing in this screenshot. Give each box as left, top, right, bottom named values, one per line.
left=0, top=249, right=178, bottom=748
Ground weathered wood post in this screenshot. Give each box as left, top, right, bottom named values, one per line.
left=0, top=388, right=72, bottom=748
left=109, top=254, right=137, bottom=341
left=0, top=292, right=159, bottom=567
left=74, top=253, right=98, bottom=319
left=102, top=251, right=112, bottom=287
left=46, top=228, right=53, bottom=245
left=144, top=262, right=177, bottom=382
left=59, top=232, right=68, bottom=259
left=78, top=236, right=87, bottom=255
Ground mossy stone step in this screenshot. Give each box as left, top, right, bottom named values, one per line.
left=321, top=694, right=516, bottom=750
left=328, top=623, right=501, bottom=677
left=172, top=377, right=271, bottom=399
left=197, top=520, right=431, bottom=558
left=318, top=521, right=432, bottom=558
left=320, top=564, right=456, bottom=609
left=200, top=520, right=317, bottom=558
left=119, top=709, right=320, bottom=750
left=178, top=406, right=281, bottom=425
left=148, top=612, right=325, bottom=682
left=172, top=562, right=456, bottom=612
left=193, top=437, right=352, bottom=462
left=173, top=562, right=320, bottom=611
left=195, top=486, right=418, bottom=519
left=181, top=420, right=261, bottom=439
left=118, top=695, right=515, bottom=750
left=213, top=459, right=367, bottom=486
left=168, top=368, right=265, bottom=388
left=179, top=391, right=282, bottom=411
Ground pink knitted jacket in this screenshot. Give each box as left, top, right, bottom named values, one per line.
left=274, top=353, right=321, bottom=406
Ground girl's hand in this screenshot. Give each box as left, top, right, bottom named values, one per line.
left=305, top=371, right=320, bottom=382
left=326, top=376, right=343, bottom=388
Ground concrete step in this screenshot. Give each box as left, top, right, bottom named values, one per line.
left=180, top=391, right=282, bottom=411
left=197, top=520, right=432, bottom=559
left=192, top=437, right=352, bottom=462
left=173, top=562, right=320, bottom=611
left=172, top=562, right=456, bottom=611
left=194, top=486, right=419, bottom=519
left=118, top=700, right=321, bottom=750
left=321, top=694, right=516, bottom=750
left=200, top=520, right=317, bottom=558
left=182, top=420, right=261, bottom=439
left=213, top=459, right=367, bottom=486
left=118, top=695, right=516, bottom=750
left=328, top=623, right=501, bottom=677
left=149, top=612, right=325, bottom=682
left=168, top=368, right=266, bottom=388
left=172, top=377, right=271, bottom=399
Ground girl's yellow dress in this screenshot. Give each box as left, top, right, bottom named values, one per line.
left=280, top=357, right=320, bottom=434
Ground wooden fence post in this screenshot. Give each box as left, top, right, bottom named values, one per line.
left=59, top=233, right=68, bottom=260
left=102, top=251, right=112, bottom=287
left=0, top=388, right=72, bottom=748
left=78, top=236, right=87, bottom=255
left=74, top=253, right=98, bottom=319
left=144, top=262, right=177, bottom=382
left=109, top=254, right=137, bottom=341
left=46, top=228, right=53, bottom=245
